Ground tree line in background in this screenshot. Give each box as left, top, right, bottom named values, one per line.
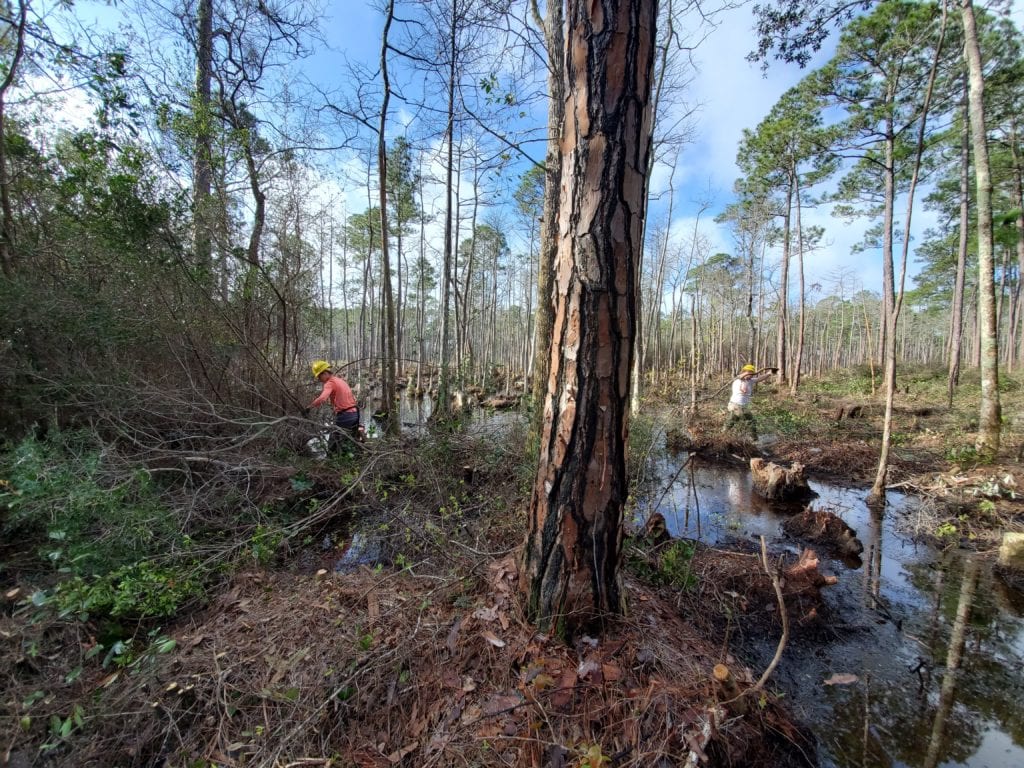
left=0, top=0, right=1018, bottom=445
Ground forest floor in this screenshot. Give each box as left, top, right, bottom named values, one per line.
left=2, top=365, right=1022, bottom=767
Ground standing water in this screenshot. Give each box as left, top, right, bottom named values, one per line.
left=647, top=453, right=1024, bottom=768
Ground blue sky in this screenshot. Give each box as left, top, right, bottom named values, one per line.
left=69, top=0, right=1024, bottom=305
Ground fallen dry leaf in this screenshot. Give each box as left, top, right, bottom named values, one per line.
left=482, top=693, right=522, bottom=716
left=823, top=673, right=859, bottom=686
left=387, top=742, right=417, bottom=763
left=550, top=670, right=577, bottom=708
left=481, top=630, right=506, bottom=648
left=602, top=663, right=623, bottom=682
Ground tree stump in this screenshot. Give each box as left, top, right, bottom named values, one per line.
left=642, top=512, right=671, bottom=546
left=782, top=507, right=864, bottom=560
left=784, top=549, right=838, bottom=589
left=749, top=458, right=815, bottom=502
left=712, top=664, right=750, bottom=714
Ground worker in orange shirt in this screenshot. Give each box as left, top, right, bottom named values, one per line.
left=307, top=360, right=364, bottom=451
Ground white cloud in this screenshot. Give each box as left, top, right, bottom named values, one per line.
left=661, top=6, right=956, bottom=300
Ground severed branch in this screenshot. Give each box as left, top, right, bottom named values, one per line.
left=749, top=535, right=789, bottom=696
left=713, top=537, right=789, bottom=714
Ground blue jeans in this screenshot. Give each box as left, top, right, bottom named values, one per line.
left=329, top=409, right=362, bottom=452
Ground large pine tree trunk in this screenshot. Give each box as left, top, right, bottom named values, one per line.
left=869, top=118, right=898, bottom=507
left=521, top=0, right=657, bottom=638
left=437, top=8, right=457, bottom=418
left=962, top=0, right=1001, bottom=456
left=949, top=84, right=969, bottom=406
left=776, top=184, right=792, bottom=386
left=791, top=177, right=805, bottom=394
left=378, top=0, right=398, bottom=435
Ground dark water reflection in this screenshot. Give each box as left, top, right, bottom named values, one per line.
left=644, top=454, right=1024, bottom=768
left=371, top=391, right=522, bottom=437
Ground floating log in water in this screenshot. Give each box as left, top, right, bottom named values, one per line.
left=749, top=458, right=816, bottom=502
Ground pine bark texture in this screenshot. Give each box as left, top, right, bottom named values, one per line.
left=521, top=0, right=657, bottom=637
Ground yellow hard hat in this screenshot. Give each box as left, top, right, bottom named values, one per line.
left=311, top=360, right=331, bottom=378
left=741, top=364, right=757, bottom=373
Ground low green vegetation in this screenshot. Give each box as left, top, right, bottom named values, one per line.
left=1, top=433, right=177, bottom=579
left=626, top=538, right=697, bottom=591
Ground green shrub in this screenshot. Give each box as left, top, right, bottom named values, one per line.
left=54, top=560, right=204, bottom=619
left=659, top=539, right=697, bottom=590
left=627, top=538, right=697, bottom=591
left=1, top=433, right=177, bottom=578
left=756, top=404, right=816, bottom=437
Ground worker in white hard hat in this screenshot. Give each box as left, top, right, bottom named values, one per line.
left=725, top=363, right=777, bottom=438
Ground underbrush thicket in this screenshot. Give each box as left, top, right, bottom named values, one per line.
left=0, top=411, right=544, bottom=763
left=3, top=365, right=1021, bottom=765
left=1, top=407, right=818, bottom=767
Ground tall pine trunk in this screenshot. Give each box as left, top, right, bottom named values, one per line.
left=948, top=84, right=969, bottom=406
left=377, top=0, right=398, bottom=435
left=962, top=0, right=1001, bottom=457
left=529, top=0, right=565, bottom=439
left=521, top=0, right=657, bottom=639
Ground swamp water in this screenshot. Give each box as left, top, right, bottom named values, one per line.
left=647, top=453, right=1024, bottom=768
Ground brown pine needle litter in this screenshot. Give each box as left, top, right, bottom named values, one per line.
left=3, top=554, right=817, bottom=767
left=2, top=423, right=820, bottom=767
